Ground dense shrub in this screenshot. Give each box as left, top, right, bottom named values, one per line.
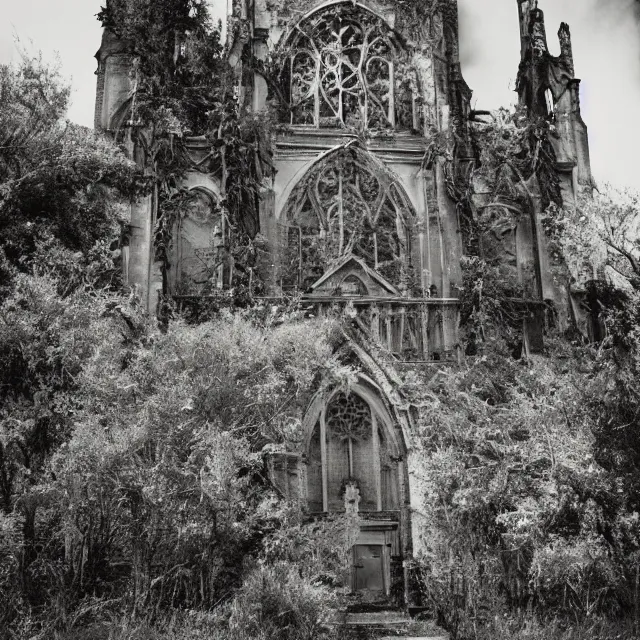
left=410, top=335, right=640, bottom=639
left=0, top=269, right=347, bottom=638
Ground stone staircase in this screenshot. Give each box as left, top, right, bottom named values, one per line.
left=326, top=609, right=449, bottom=639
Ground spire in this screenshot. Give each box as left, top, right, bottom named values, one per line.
left=518, top=0, right=550, bottom=60
left=517, top=1, right=541, bottom=59
left=514, top=1, right=594, bottom=192
left=516, top=0, right=549, bottom=116
left=558, top=22, right=575, bottom=77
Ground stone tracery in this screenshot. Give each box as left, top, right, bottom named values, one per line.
left=326, top=392, right=372, bottom=442
left=283, top=3, right=405, bottom=129
left=306, top=389, right=400, bottom=513
left=282, top=146, right=413, bottom=289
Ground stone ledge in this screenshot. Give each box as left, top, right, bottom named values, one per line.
left=380, top=637, right=449, bottom=640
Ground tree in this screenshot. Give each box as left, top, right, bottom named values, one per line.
left=0, top=47, right=147, bottom=635
left=548, top=185, right=640, bottom=290
left=0, top=49, right=144, bottom=297
left=541, top=183, right=640, bottom=503
left=0, top=274, right=131, bottom=632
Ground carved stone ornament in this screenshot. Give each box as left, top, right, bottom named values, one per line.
left=326, top=392, right=373, bottom=442
left=283, top=3, right=411, bottom=129
left=283, top=146, right=413, bottom=288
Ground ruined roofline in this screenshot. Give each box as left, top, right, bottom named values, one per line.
left=515, top=0, right=594, bottom=190
left=517, top=0, right=575, bottom=73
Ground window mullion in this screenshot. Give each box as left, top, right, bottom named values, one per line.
left=389, top=61, right=395, bottom=127
left=320, top=406, right=328, bottom=512
left=372, top=412, right=382, bottom=511
left=338, top=172, right=344, bottom=255
left=374, top=232, right=379, bottom=269
left=290, top=56, right=294, bottom=126
left=315, top=59, right=320, bottom=127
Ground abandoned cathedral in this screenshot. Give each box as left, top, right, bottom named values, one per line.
left=94, top=0, right=593, bottom=609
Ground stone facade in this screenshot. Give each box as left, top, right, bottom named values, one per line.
left=95, top=0, right=591, bottom=609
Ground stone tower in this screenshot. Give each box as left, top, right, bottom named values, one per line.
left=516, top=0, right=592, bottom=204
left=94, top=0, right=591, bottom=607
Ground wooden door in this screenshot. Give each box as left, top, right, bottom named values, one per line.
left=353, top=544, right=385, bottom=593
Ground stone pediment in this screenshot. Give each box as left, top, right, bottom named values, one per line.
left=305, top=255, right=400, bottom=299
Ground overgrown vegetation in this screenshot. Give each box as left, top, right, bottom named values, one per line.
left=97, top=0, right=272, bottom=295
left=0, top=50, right=143, bottom=299
left=410, top=111, right=640, bottom=637
left=3, top=3, right=640, bottom=640
left=0, top=270, right=355, bottom=639
left=408, top=337, right=640, bottom=639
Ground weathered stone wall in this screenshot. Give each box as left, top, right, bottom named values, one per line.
left=94, top=31, right=133, bottom=131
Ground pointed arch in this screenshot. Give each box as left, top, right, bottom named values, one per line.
left=168, top=186, right=229, bottom=295
left=280, top=142, right=416, bottom=289
left=302, top=378, right=408, bottom=513
left=276, top=1, right=413, bottom=129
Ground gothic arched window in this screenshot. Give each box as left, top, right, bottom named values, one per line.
left=168, top=188, right=230, bottom=295
left=282, top=146, right=413, bottom=289
left=283, top=3, right=409, bottom=129
left=306, top=391, right=400, bottom=513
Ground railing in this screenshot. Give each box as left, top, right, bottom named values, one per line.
left=168, top=292, right=461, bottom=364
left=304, top=296, right=461, bottom=363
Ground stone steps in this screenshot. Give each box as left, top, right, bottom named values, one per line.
left=326, top=609, right=449, bottom=640
left=380, top=637, right=448, bottom=640
left=345, top=612, right=413, bottom=626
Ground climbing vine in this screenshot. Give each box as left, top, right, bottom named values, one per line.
left=445, top=107, right=563, bottom=348
left=98, top=0, right=273, bottom=297
left=395, top=0, right=459, bottom=47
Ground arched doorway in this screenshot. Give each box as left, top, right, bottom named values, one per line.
left=304, top=384, right=406, bottom=599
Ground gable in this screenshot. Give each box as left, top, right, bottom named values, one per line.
left=305, top=255, right=400, bottom=298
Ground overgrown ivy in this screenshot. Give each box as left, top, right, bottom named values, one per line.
left=442, top=107, right=564, bottom=346
left=395, top=0, right=459, bottom=45
left=98, top=0, right=273, bottom=297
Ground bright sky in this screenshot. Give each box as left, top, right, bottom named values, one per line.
left=1, top=0, right=638, bottom=190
